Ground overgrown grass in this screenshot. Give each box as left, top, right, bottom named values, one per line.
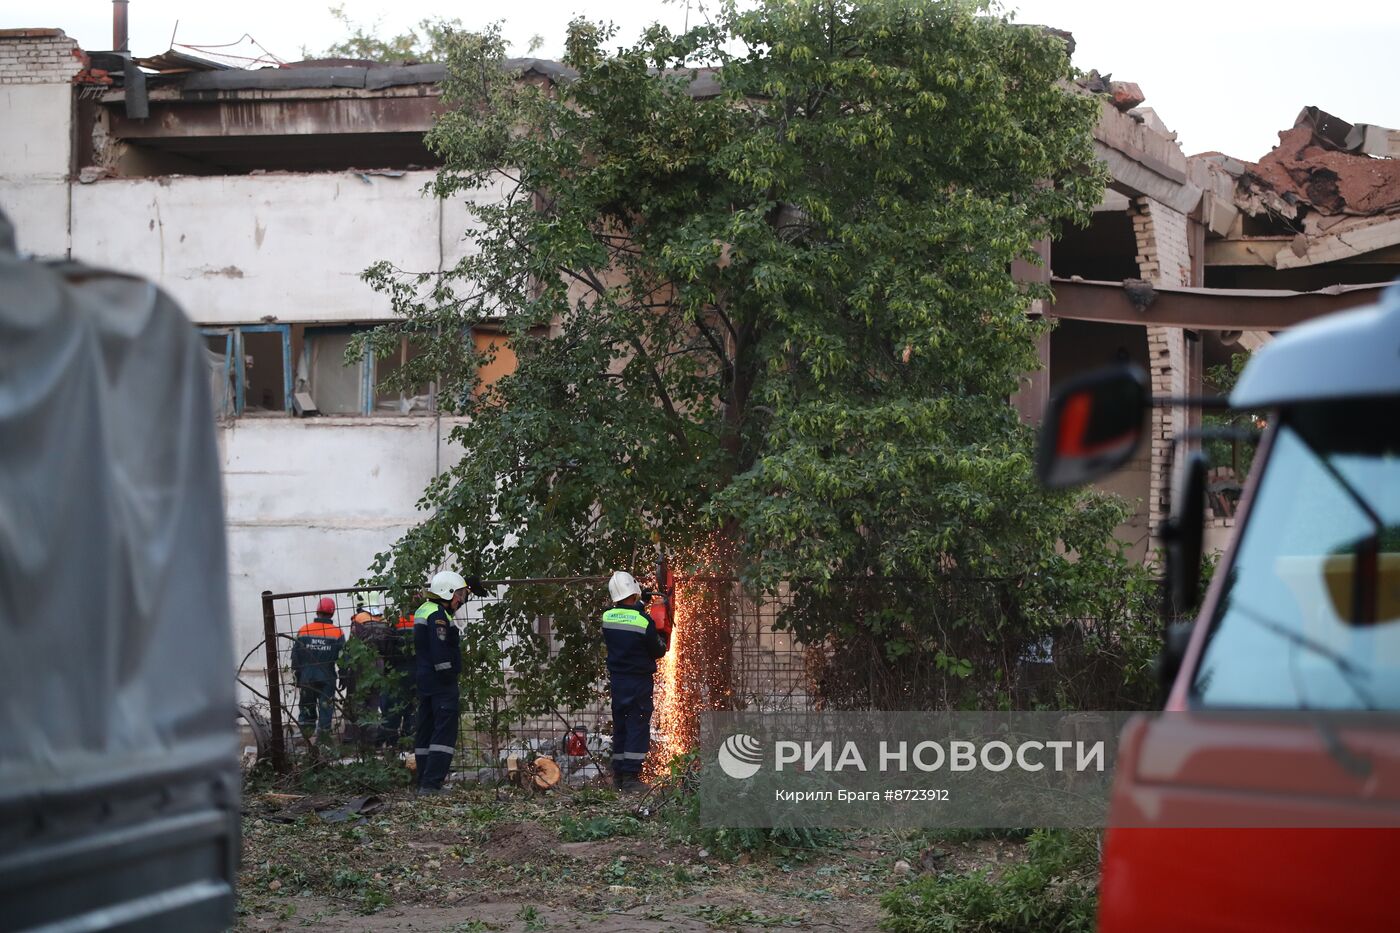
left=880, top=829, right=1099, bottom=933
left=243, top=753, right=413, bottom=796
left=559, top=813, right=642, bottom=842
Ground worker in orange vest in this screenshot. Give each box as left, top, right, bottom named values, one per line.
left=291, top=596, right=345, bottom=744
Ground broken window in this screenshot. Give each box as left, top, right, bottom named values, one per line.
left=204, top=332, right=236, bottom=418
left=284, top=324, right=534, bottom=416
left=473, top=327, right=519, bottom=399
left=374, top=335, right=435, bottom=415
left=200, top=325, right=292, bottom=416
left=304, top=327, right=370, bottom=415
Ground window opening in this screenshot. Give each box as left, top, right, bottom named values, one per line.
left=307, top=327, right=367, bottom=415
left=199, top=324, right=292, bottom=416
left=374, top=335, right=435, bottom=414
left=204, top=331, right=235, bottom=418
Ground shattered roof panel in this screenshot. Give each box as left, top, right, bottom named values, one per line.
left=133, top=49, right=231, bottom=73
left=1245, top=123, right=1400, bottom=218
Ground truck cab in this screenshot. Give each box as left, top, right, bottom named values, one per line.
left=1040, top=283, right=1400, bottom=931
left=0, top=210, right=239, bottom=932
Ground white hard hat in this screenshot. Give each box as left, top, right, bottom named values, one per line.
left=608, top=571, right=641, bottom=603
left=364, top=591, right=384, bottom=613
left=429, top=570, right=468, bottom=601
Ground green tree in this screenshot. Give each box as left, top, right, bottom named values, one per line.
left=308, top=4, right=463, bottom=63
left=354, top=0, right=1151, bottom=715
left=1203, top=349, right=1260, bottom=482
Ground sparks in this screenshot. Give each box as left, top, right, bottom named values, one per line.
left=645, top=540, right=735, bottom=778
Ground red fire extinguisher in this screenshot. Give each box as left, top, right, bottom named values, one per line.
left=564, top=724, right=588, bottom=757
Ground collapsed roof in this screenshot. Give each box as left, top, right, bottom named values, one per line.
left=1197, top=107, right=1400, bottom=272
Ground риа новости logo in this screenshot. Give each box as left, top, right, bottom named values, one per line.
left=717, top=733, right=763, bottom=779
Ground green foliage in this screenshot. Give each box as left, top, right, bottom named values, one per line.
left=352, top=0, right=1143, bottom=717
left=659, top=751, right=844, bottom=857
left=704, top=825, right=847, bottom=859
left=1203, top=350, right=1260, bottom=485
left=518, top=904, right=546, bottom=931
left=289, top=756, right=411, bottom=795
left=880, top=829, right=1099, bottom=933
left=694, top=904, right=804, bottom=927
left=559, top=813, right=642, bottom=841
left=309, top=4, right=462, bottom=63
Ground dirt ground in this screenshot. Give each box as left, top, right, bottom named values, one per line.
left=236, top=780, right=1025, bottom=932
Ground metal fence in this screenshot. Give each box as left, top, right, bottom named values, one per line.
left=252, top=576, right=1154, bottom=775
left=254, top=577, right=817, bottom=774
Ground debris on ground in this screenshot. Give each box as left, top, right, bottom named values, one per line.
left=235, top=781, right=1031, bottom=931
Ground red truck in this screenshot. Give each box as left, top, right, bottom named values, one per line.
left=1039, top=283, right=1400, bottom=931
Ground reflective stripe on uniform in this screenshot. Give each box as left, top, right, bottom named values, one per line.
left=413, top=600, right=435, bottom=626
left=415, top=748, right=430, bottom=755
left=614, top=751, right=648, bottom=760
left=428, top=744, right=454, bottom=754
left=601, top=607, right=648, bottom=632
left=434, top=661, right=452, bottom=671
left=602, top=622, right=649, bottom=633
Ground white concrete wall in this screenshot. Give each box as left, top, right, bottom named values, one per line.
left=0, top=179, right=68, bottom=256
left=66, top=171, right=498, bottom=324
left=0, top=34, right=79, bottom=257
left=222, top=415, right=469, bottom=675
left=1, top=84, right=72, bottom=176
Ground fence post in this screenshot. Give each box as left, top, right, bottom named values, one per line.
left=261, top=590, right=288, bottom=774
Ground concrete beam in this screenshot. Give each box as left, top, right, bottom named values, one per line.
left=1206, top=236, right=1400, bottom=267
left=1274, top=214, right=1400, bottom=269
left=1048, top=277, right=1388, bottom=330
left=1093, top=188, right=1132, bottom=212
left=108, top=95, right=445, bottom=139
left=1097, top=141, right=1202, bottom=215
left=1093, top=101, right=1189, bottom=182
left=1350, top=123, right=1400, bottom=159
left=1204, top=238, right=1288, bottom=267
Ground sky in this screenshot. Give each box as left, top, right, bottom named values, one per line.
left=6, top=0, right=1398, bottom=161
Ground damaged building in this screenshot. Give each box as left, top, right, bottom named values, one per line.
left=0, top=27, right=533, bottom=669
left=1030, top=89, right=1399, bottom=561
left=3, top=25, right=1398, bottom=676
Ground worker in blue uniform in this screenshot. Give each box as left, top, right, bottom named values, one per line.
left=291, top=596, right=345, bottom=746
left=413, top=570, right=469, bottom=794
left=601, top=571, right=670, bottom=792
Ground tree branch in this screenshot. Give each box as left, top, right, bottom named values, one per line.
left=627, top=336, right=692, bottom=459
left=694, top=312, right=735, bottom=375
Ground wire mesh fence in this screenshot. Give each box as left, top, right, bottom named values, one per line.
left=248, top=575, right=1158, bottom=776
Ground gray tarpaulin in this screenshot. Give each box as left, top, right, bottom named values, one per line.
left=0, top=208, right=236, bottom=797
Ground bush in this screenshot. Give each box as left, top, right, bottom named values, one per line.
left=655, top=752, right=844, bottom=858
left=880, top=829, right=1099, bottom=933
left=559, top=814, right=642, bottom=842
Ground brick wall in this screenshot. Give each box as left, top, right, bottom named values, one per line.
left=0, top=29, right=83, bottom=85
left=1132, top=197, right=1194, bottom=554
left=1131, top=198, right=1191, bottom=288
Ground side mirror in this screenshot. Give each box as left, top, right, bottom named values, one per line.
left=1163, top=449, right=1207, bottom=617
left=1037, top=365, right=1149, bottom=489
